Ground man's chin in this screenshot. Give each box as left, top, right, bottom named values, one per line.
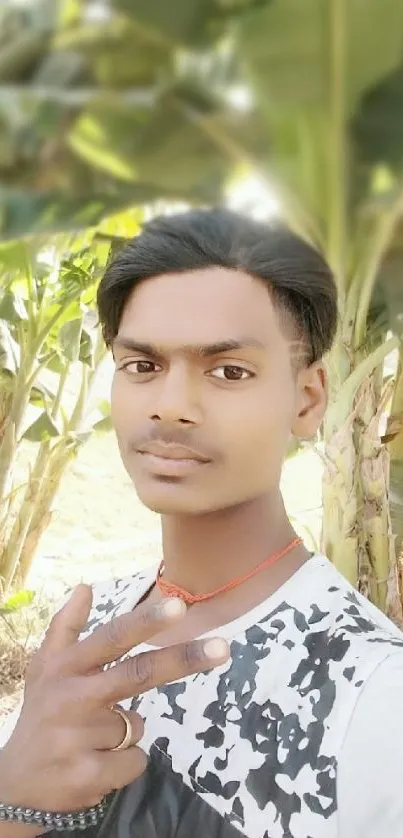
left=136, top=491, right=209, bottom=516
left=132, top=477, right=221, bottom=516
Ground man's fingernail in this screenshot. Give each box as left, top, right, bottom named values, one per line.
left=160, top=598, right=185, bottom=618
left=203, top=638, right=229, bottom=660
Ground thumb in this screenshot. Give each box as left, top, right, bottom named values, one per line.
left=40, top=584, right=93, bottom=657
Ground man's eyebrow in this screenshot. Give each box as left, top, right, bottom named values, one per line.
left=112, top=336, right=266, bottom=357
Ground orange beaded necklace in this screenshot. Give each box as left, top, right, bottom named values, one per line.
left=156, top=536, right=303, bottom=605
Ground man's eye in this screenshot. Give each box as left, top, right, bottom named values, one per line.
left=120, top=360, right=158, bottom=374
left=211, top=366, right=252, bottom=381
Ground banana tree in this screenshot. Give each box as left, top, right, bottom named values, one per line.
left=387, top=363, right=403, bottom=574
left=381, top=241, right=403, bottom=565
left=224, top=0, right=403, bottom=620
left=0, top=214, right=140, bottom=596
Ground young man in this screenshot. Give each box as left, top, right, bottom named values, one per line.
left=1, top=209, right=403, bottom=838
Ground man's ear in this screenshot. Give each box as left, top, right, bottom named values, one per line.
left=291, top=362, right=328, bottom=439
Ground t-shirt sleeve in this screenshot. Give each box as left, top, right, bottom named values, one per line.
left=337, top=649, right=403, bottom=838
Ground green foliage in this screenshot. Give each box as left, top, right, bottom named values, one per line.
left=113, top=0, right=216, bottom=44
left=0, top=0, right=235, bottom=237
left=0, top=589, right=35, bottom=614
left=0, top=209, right=141, bottom=595
left=235, top=1, right=403, bottom=245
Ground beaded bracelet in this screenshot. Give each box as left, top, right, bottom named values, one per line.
left=0, top=796, right=108, bottom=832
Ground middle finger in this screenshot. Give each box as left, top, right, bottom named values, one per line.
left=88, top=638, right=230, bottom=706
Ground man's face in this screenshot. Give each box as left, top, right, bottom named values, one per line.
left=111, top=267, right=326, bottom=515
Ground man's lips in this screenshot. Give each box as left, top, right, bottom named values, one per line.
left=136, top=441, right=211, bottom=477
left=137, top=441, right=210, bottom=463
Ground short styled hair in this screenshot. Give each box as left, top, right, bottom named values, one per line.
left=97, top=208, right=338, bottom=365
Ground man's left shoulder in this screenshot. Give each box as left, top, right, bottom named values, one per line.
left=315, top=554, right=403, bottom=643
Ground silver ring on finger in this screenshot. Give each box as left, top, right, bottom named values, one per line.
left=110, top=704, right=133, bottom=751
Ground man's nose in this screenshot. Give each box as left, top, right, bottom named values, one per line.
left=149, top=365, right=203, bottom=425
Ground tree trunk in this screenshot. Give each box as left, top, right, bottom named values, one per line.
left=16, top=442, right=77, bottom=588
left=388, top=361, right=403, bottom=569
left=322, top=366, right=403, bottom=624
left=321, top=412, right=361, bottom=586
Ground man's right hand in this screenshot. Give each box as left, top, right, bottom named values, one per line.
left=0, top=584, right=230, bottom=815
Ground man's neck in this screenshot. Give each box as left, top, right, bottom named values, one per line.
left=160, top=491, right=302, bottom=596
left=141, top=492, right=311, bottom=648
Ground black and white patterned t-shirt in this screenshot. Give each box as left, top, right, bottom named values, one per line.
left=2, top=554, right=403, bottom=837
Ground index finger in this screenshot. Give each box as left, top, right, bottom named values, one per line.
left=40, top=584, right=93, bottom=659
left=62, top=597, right=186, bottom=674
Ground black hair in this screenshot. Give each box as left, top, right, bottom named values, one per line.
left=97, top=208, right=338, bottom=365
